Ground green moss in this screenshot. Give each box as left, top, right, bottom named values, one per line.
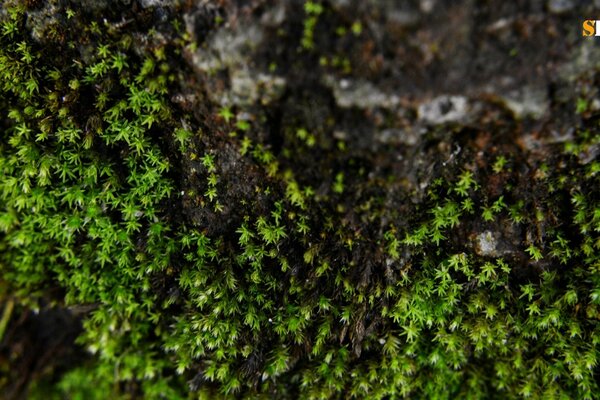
left=1, top=1, right=600, bottom=399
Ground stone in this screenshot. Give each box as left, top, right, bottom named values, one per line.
left=420, top=0, right=436, bottom=14
left=500, top=86, right=548, bottom=119
left=547, top=0, right=575, bottom=14
left=418, top=95, right=469, bottom=125
left=139, top=0, right=170, bottom=8
left=325, top=77, right=400, bottom=109
left=230, top=71, right=286, bottom=106
left=377, top=129, right=420, bottom=146
left=474, top=231, right=499, bottom=257
left=387, top=10, right=420, bottom=28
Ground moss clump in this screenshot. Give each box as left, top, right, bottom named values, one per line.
left=1, top=1, right=600, bottom=399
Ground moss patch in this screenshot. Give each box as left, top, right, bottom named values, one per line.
left=1, top=1, right=600, bottom=399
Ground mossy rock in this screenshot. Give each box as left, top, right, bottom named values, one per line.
left=1, top=1, right=600, bottom=399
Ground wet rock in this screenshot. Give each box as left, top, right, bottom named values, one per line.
left=417, top=95, right=469, bottom=125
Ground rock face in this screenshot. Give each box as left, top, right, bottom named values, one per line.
left=176, top=0, right=600, bottom=206
left=182, top=0, right=600, bottom=145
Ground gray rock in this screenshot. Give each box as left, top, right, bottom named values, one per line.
left=377, top=129, right=420, bottom=146
left=185, top=6, right=273, bottom=106
left=418, top=95, right=469, bottom=125
left=474, top=231, right=499, bottom=257
left=500, top=86, right=548, bottom=119
left=78, top=0, right=112, bottom=11
left=325, top=77, right=400, bottom=109
left=25, top=2, right=61, bottom=42
left=261, top=3, right=286, bottom=27
left=387, top=11, right=420, bottom=28
left=420, top=0, right=436, bottom=13
left=547, top=0, right=575, bottom=14
left=188, top=22, right=264, bottom=73
left=139, top=0, right=171, bottom=8
left=230, top=71, right=286, bottom=106
left=558, top=41, right=600, bottom=82
left=333, top=130, right=349, bottom=140
left=579, top=144, right=600, bottom=165
left=330, top=0, right=352, bottom=9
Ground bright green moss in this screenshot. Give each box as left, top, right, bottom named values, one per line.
left=1, top=1, right=600, bottom=399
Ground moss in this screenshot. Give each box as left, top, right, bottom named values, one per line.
left=1, top=1, right=600, bottom=399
